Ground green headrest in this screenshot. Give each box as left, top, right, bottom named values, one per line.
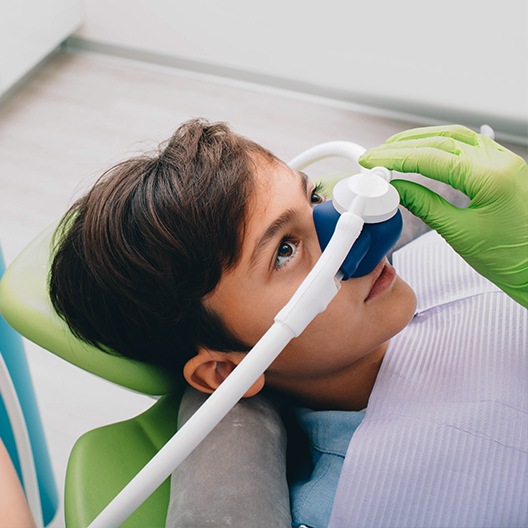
left=0, top=225, right=178, bottom=396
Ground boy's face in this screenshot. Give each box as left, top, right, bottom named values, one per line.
left=204, top=157, right=416, bottom=407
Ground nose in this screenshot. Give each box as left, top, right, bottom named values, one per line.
left=313, top=200, right=402, bottom=279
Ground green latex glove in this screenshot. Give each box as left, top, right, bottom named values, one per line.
left=359, top=124, right=528, bottom=308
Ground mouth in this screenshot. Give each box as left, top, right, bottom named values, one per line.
left=364, top=259, right=396, bottom=302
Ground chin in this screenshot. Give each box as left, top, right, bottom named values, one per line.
left=373, top=275, right=416, bottom=341
left=393, top=276, right=417, bottom=326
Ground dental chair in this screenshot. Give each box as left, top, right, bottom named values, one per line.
left=0, top=225, right=184, bottom=527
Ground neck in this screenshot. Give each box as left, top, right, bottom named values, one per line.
left=273, top=342, right=388, bottom=411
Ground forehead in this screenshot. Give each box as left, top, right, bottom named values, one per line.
left=248, top=158, right=304, bottom=218
left=249, top=152, right=306, bottom=198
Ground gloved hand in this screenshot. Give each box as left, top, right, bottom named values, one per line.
left=359, top=124, right=528, bottom=308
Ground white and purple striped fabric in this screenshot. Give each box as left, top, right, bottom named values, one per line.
left=329, top=231, right=528, bottom=528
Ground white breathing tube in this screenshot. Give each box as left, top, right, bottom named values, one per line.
left=88, top=141, right=399, bottom=527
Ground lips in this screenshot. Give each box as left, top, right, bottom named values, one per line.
left=365, top=259, right=396, bottom=302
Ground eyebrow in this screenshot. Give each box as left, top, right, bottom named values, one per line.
left=249, top=171, right=309, bottom=268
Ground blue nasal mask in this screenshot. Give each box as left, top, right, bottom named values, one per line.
left=313, top=183, right=402, bottom=280
left=314, top=202, right=402, bottom=279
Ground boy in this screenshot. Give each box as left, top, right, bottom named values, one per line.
left=49, top=119, right=527, bottom=527
left=49, top=119, right=416, bottom=411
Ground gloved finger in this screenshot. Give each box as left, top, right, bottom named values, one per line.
left=391, top=179, right=464, bottom=234
left=384, top=124, right=479, bottom=146
left=361, top=144, right=479, bottom=199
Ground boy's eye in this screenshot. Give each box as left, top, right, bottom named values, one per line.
left=311, top=182, right=327, bottom=206
left=275, top=239, right=299, bottom=270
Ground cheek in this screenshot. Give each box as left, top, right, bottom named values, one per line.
left=270, top=275, right=416, bottom=375
left=268, top=293, right=368, bottom=375
left=215, top=236, right=321, bottom=345
left=230, top=262, right=319, bottom=345
left=219, top=279, right=303, bottom=345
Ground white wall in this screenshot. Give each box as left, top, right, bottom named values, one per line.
left=0, top=0, right=83, bottom=95
left=74, top=0, right=527, bottom=141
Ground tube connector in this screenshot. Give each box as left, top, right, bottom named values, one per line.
left=360, top=166, right=392, bottom=182
left=370, top=166, right=392, bottom=182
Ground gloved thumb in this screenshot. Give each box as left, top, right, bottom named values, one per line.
left=391, top=179, right=462, bottom=234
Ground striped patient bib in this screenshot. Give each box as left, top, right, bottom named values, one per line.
left=329, top=231, right=528, bottom=528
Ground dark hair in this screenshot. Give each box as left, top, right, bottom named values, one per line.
left=49, top=119, right=278, bottom=375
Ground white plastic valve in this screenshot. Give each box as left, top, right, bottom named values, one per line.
left=332, top=167, right=399, bottom=223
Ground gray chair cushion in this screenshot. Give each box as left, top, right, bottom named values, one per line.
left=166, top=387, right=291, bottom=527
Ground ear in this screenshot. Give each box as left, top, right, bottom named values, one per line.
left=183, top=349, right=265, bottom=398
